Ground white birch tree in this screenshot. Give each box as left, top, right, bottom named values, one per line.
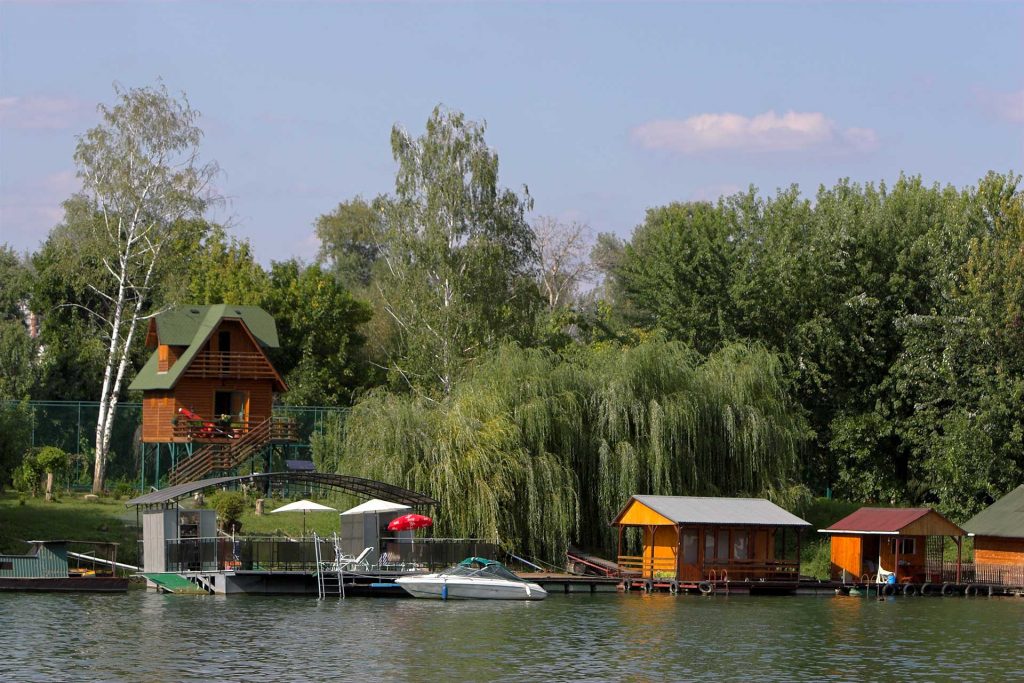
left=373, top=106, right=537, bottom=395
left=73, top=83, right=218, bottom=492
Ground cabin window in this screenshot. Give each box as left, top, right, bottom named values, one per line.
left=733, top=532, right=748, bottom=560
left=218, top=331, right=231, bottom=353
left=682, top=532, right=698, bottom=564
left=705, top=532, right=715, bottom=562
left=890, top=538, right=916, bottom=555
left=717, top=529, right=729, bottom=561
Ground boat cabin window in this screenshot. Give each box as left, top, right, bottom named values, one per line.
left=717, top=529, right=729, bottom=561
left=889, top=538, right=915, bottom=555
left=682, top=532, right=698, bottom=564
left=733, top=532, right=748, bottom=560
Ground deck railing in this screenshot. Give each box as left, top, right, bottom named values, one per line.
left=160, top=536, right=497, bottom=573
left=182, top=352, right=279, bottom=380
left=616, top=555, right=801, bottom=580
left=171, top=416, right=298, bottom=442
left=941, top=561, right=1024, bottom=587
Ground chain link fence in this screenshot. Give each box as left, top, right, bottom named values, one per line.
left=1, top=400, right=348, bottom=491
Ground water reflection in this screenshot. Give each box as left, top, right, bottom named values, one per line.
left=2, top=590, right=1024, bottom=681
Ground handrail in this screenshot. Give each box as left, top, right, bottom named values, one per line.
left=183, top=351, right=279, bottom=380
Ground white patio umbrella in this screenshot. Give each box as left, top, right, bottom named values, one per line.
left=271, top=499, right=337, bottom=537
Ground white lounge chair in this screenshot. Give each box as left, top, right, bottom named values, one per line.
left=336, top=546, right=373, bottom=571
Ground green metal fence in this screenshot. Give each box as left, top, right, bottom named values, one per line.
left=1, top=400, right=348, bottom=492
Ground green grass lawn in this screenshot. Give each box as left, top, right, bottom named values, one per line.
left=0, top=491, right=141, bottom=565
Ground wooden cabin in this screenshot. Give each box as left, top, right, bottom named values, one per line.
left=964, top=485, right=1024, bottom=586
left=129, top=305, right=288, bottom=443
left=822, top=507, right=965, bottom=584
left=612, top=495, right=811, bottom=582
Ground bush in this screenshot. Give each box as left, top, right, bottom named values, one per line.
left=209, top=491, right=246, bottom=531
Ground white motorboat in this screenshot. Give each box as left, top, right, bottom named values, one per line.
left=395, top=557, right=547, bottom=600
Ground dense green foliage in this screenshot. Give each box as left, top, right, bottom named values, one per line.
left=320, top=339, right=809, bottom=557
left=606, top=172, right=1024, bottom=520
left=5, top=83, right=1024, bottom=559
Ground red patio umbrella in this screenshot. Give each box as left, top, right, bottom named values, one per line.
left=387, top=513, right=433, bottom=531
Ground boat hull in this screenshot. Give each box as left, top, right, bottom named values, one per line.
left=0, top=577, right=129, bottom=593
left=396, top=575, right=547, bottom=600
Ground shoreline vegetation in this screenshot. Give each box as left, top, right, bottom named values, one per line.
left=1, top=83, right=1021, bottom=565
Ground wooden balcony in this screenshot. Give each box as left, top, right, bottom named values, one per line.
left=617, top=555, right=800, bottom=581
left=182, top=352, right=278, bottom=380
left=171, top=417, right=298, bottom=444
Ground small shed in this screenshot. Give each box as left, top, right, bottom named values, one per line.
left=611, top=495, right=811, bottom=582
left=964, top=485, right=1024, bottom=585
left=821, top=507, right=965, bottom=584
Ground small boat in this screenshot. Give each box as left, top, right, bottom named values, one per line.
left=0, top=540, right=130, bottom=593
left=395, top=557, right=547, bottom=600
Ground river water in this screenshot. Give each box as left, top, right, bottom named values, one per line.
left=2, top=589, right=1022, bottom=682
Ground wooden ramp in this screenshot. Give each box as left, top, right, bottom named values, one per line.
left=142, top=573, right=210, bottom=594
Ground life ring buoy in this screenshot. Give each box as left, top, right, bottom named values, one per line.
left=902, top=584, right=919, bottom=597
left=941, top=583, right=956, bottom=597
left=669, top=580, right=679, bottom=594
left=920, top=583, right=935, bottom=596
left=882, top=583, right=896, bottom=596
left=698, top=581, right=713, bottom=595
left=643, top=580, right=654, bottom=592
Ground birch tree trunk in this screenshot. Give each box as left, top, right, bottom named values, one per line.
left=73, top=83, right=218, bottom=493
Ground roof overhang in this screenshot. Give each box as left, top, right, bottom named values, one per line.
left=126, top=472, right=438, bottom=509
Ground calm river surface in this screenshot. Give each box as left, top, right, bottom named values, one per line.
left=2, top=589, right=1023, bottom=682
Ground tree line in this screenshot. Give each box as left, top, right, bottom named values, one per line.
left=1, top=83, right=1022, bottom=559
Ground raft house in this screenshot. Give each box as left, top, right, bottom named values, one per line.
left=819, top=506, right=994, bottom=596
left=0, top=540, right=130, bottom=592
left=963, top=485, right=1024, bottom=588
left=611, top=495, right=817, bottom=595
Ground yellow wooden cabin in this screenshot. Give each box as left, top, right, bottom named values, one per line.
left=612, top=495, right=811, bottom=583
left=821, top=507, right=965, bottom=584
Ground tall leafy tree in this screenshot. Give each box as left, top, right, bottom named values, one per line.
left=314, top=196, right=383, bottom=290
left=374, top=106, right=539, bottom=394
left=70, top=82, right=218, bottom=492
left=263, top=260, right=373, bottom=406
left=183, top=224, right=269, bottom=305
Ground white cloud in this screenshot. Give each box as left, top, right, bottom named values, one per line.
left=0, top=95, right=91, bottom=130
left=976, top=88, right=1024, bottom=125
left=632, top=110, right=878, bottom=155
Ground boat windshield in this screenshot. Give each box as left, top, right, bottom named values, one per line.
left=440, top=557, right=525, bottom=582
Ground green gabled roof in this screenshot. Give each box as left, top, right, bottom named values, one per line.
left=964, top=485, right=1024, bottom=539
left=128, top=305, right=282, bottom=392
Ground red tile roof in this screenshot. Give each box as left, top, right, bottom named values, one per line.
left=825, top=507, right=932, bottom=533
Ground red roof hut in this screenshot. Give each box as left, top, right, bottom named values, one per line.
left=821, top=507, right=965, bottom=584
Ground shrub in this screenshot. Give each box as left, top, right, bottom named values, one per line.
left=209, top=490, right=246, bottom=531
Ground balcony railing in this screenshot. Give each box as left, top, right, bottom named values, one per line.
left=616, top=555, right=800, bottom=580
left=183, top=352, right=278, bottom=380
left=159, top=536, right=497, bottom=573
left=171, top=417, right=298, bottom=443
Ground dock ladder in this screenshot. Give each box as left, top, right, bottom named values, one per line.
left=314, top=533, right=345, bottom=600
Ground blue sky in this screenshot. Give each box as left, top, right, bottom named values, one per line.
left=1, top=1, right=1021, bottom=264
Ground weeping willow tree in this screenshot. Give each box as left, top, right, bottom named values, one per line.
left=320, top=337, right=811, bottom=560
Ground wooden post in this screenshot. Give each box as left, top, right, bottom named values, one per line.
left=675, top=524, right=682, bottom=581
left=795, top=527, right=801, bottom=579
left=955, top=536, right=962, bottom=584
left=616, top=525, right=623, bottom=573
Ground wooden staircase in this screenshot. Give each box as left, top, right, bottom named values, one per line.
left=168, top=417, right=297, bottom=485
